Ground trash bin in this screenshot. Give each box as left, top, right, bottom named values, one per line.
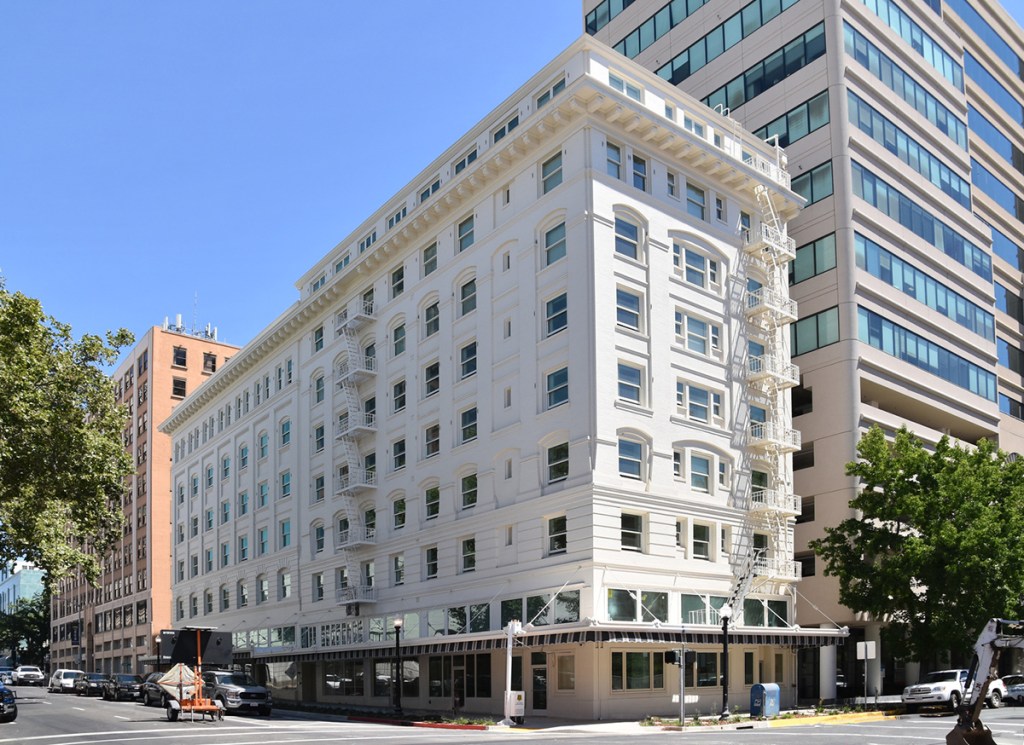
left=750, top=683, right=781, bottom=717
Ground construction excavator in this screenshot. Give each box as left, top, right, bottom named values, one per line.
left=946, top=618, right=1024, bottom=745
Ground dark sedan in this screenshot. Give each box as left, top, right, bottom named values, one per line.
left=141, top=672, right=167, bottom=706
left=102, top=673, right=143, bottom=701
left=0, top=682, right=15, bottom=722
left=73, top=672, right=106, bottom=697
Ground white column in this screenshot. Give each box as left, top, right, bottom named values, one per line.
left=819, top=624, right=838, bottom=701
left=866, top=622, right=883, bottom=699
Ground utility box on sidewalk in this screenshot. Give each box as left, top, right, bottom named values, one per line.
left=750, top=683, right=780, bottom=717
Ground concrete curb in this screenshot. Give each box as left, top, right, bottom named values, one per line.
left=656, top=710, right=897, bottom=732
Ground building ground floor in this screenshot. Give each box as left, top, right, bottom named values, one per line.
left=231, top=624, right=844, bottom=720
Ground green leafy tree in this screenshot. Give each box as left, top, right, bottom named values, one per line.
left=0, top=592, right=50, bottom=665
left=0, top=282, right=133, bottom=592
left=810, top=425, right=1024, bottom=666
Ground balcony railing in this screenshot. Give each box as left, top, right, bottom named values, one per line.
left=336, top=526, right=376, bottom=548
left=748, top=354, right=800, bottom=388
left=744, top=287, right=798, bottom=323
left=336, top=412, right=376, bottom=438
left=754, top=556, right=801, bottom=581
left=334, top=469, right=377, bottom=494
left=749, top=421, right=801, bottom=452
left=750, top=487, right=801, bottom=516
left=336, top=355, right=376, bottom=384
left=336, top=585, right=378, bottom=605
left=334, top=301, right=375, bottom=335
left=743, top=222, right=796, bottom=262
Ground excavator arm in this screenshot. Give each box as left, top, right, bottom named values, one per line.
left=947, top=618, right=1024, bottom=745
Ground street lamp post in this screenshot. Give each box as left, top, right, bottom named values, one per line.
left=719, top=605, right=733, bottom=720
left=393, top=618, right=403, bottom=714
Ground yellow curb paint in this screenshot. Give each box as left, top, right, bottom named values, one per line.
left=768, top=711, right=897, bottom=728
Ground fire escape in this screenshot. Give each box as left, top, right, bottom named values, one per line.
left=332, top=295, right=378, bottom=609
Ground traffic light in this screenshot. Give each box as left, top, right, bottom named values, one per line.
left=665, top=650, right=680, bottom=665
left=665, top=649, right=697, bottom=665
left=684, top=650, right=696, bottom=665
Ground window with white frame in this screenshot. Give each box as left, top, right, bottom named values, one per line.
left=424, top=424, right=440, bottom=458
left=677, top=246, right=719, bottom=291
left=280, top=419, right=291, bottom=447
left=460, top=407, right=478, bottom=444
left=393, top=379, right=406, bottom=412
left=393, top=322, right=406, bottom=356
left=454, top=148, right=477, bottom=175
left=618, top=438, right=643, bottom=479
left=457, top=215, right=475, bottom=252
left=425, top=545, right=439, bottom=578
left=493, top=112, right=519, bottom=142
left=536, top=76, right=565, bottom=108
left=358, top=230, right=376, bottom=253
left=422, top=242, right=438, bottom=276
left=614, top=217, right=639, bottom=260
left=609, top=72, right=642, bottom=101
left=388, top=205, right=406, bottom=230
left=686, top=182, right=706, bottom=220
left=690, top=454, right=711, bottom=493
left=544, top=222, right=566, bottom=265
left=420, top=177, right=440, bottom=204
left=606, top=141, right=622, bottom=179
left=459, top=278, right=477, bottom=315
left=616, top=288, right=642, bottom=331
left=461, top=473, right=478, bottom=508
left=675, top=312, right=721, bottom=357
left=620, top=513, right=643, bottom=551
left=461, top=537, right=476, bottom=573
left=546, top=367, right=568, bottom=408
left=617, top=362, right=642, bottom=404
left=425, top=485, right=440, bottom=519
left=313, top=325, right=324, bottom=353
left=393, top=497, right=406, bottom=529
left=314, top=524, right=325, bottom=553
left=632, top=154, right=648, bottom=191
left=546, top=515, right=568, bottom=555
left=313, top=573, right=324, bottom=601
left=314, top=375, right=324, bottom=404
left=391, top=265, right=404, bottom=298
left=542, top=152, right=563, bottom=193
left=676, top=381, right=722, bottom=424
left=393, top=439, right=406, bottom=471
left=546, top=293, right=567, bottom=336
left=460, top=341, right=477, bottom=379
left=314, top=424, right=325, bottom=452
left=667, top=171, right=678, bottom=198
left=424, top=361, right=440, bottom=397
left=692, top=523, right=711, bottom=560
left=424, top=301, right=439, bottom=336
left=392, top=554, right=405, bottom=586
left=547, top=442, right=569, bottom=483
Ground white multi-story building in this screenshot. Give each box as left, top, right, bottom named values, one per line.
left=161, top=36, right=842, bottom=719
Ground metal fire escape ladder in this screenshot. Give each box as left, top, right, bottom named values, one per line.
left=729, top=184, right=802, bottom=616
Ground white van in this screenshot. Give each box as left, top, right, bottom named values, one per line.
left=48, top=669, right=84, bottom=693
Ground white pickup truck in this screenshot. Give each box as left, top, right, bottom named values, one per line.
left=902, top=668, right=1006, bottom=712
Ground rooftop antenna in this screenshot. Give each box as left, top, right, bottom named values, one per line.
left=192, top=291, right=199, bottom=335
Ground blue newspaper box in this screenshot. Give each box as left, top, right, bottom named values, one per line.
left=750, top=683, right=780, bottom=717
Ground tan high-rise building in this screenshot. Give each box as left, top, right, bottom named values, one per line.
left=586, top=0, right=1024, bottom=699
left=49, top=321, right=238, bottom=674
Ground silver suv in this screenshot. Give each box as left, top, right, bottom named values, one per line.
left=201, top=670, right=271, bottom=716
left=902, top=668, right=1006, bottom=712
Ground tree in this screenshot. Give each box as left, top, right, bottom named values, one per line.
left=0, top=592, right=50, bottom=665
left=809, top=425, right=1024, bottom=667
left=0, top=282, right=133, bottom=592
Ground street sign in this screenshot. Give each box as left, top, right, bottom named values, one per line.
left=856, top=641, right=876, bottom=660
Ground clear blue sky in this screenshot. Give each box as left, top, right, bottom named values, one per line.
left=1, top=2, right=580, bottom=356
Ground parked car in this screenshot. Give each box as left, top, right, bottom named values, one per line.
left=201, top=669, right=272, bottom=716
left=0, top=669, right=12, bottom=685
left=13, top=666, right=45, bottom=686
left=102, top=674, right=143, bottom=701
left=73, top=672, right=106, bottom=696
left=1002, top=674, right=1024, bottom=704
left=902, top=668, right=1006, bottom=712
left=48, top=668, right=84, bottom=693
left=0, top=681, right=16, bottom=722
left=141, top=672, right=167, bottom=707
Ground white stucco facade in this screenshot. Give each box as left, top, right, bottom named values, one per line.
left=161, top=36, right=838, bottom=719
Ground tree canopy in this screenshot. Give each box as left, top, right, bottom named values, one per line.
left=810, top=425, right=1024, bottom=666
left=0, top=592, right=50, bottom=666
left=0, top=283, right=133, bottom=592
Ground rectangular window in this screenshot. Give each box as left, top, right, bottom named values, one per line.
left=791, top=160, right=833, bottom=204
left=280, top=519, right=291, bottom=548
left=690, top=455, right=710, bottom=492
left=454, top=148, right=477, bottom=175
left=313, top=325, right=324, bottom=353
left=546, top=367, right=569, bottom=408
left=542, top=152, right=563, bottom=193
left=631, top=154, right=647, bottom=191
left=686, top=183, right=706, bottom=220
left=314, top=424, right=325, bottom=452
left=459, top=279, right=477, bottom=315
left=422, top=242, right=438, bottom=276
left=791, top=306, right=840, bottom=356
left=547, top=442, right=569, bottom=483
left=460, top=408, right=478, bottom=443
left=678, top=313, right=721, bottom=357
left=280, top=419, right=291, bottom=447
left=171, top=378, right=187, bottom=398
left=172, top=347, right=187, bottom=367
left=420, top=178, right=440, bottom=204
left=279, top=471, right=291, bottom=499
left=546, top=293, right=567, bottom=336
left=424, top=361, right=440, bottom=397
left=420, top=304, right=440, bottom=340
left=790, top=233, right=836, bottom=285
left=548, top=515, right=567, bottom=554
left=617, top=363, right=642, bottom=403
left=616, top=289, right=641, bottom=330
left=614, top=218, right=639, bottom=259
left=461, top=473, right=478, bottom=508
left=425, top=424, right=440, bottom=458
left=618, top=439, right=642, bottom=479
left=536, top=76, right=565, bottom=108
left=461, top=538, right=476, bottom=572
left=458, top=215, right=475, bottom=252
left=493, top=113, right=519, bottom=142
left=621, top=513, right=643, bottom=551
left=459, top=341, right=477, bottom=379
left=393, top=498, right=406, bottom=529
left=607, top=142, right=622, bottom=178
left=393, top=380, right=406, bottom=412
left=425, top=546, right=439, bottom=578
left=425, top=486, right=440, bottom=519
left=545, top=222, right=566, bottom=265
left=609, top=72, right=642, bottom=101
